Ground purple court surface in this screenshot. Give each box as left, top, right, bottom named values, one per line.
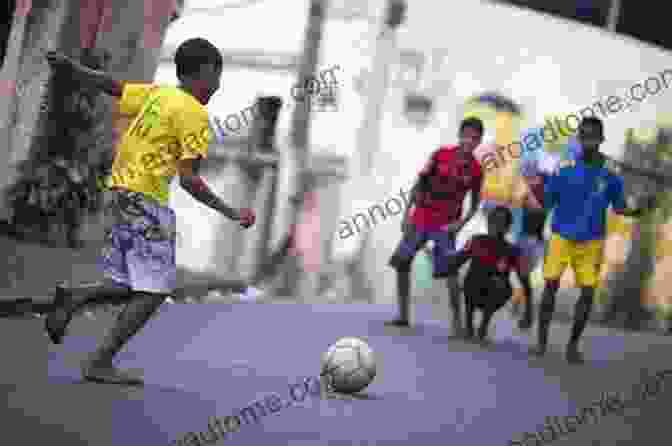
left=2, top=303, right=670, bottom=445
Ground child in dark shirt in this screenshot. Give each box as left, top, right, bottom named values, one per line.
left=438, top=206, right=533, bottom=343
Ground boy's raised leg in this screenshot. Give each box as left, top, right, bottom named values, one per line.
left=45, top=279, right=131, bottom=344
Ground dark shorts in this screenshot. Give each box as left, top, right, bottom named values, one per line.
left=100, top=190, right=177, bottom=294
left=388, top=226, right=456, bottom=276
left=464, top=272, right=512, bottom=312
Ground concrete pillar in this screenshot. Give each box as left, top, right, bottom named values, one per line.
left=236, top=167, right=277, bottom=279
left=297, top=179, right=344, bottom=302
left=234, top=96, right=283, bottom=279
left=283, top=0, right=327, bottom=299
left=340, top=0, right=405, bottom=303
left=204, top=161, right=253, bottom=274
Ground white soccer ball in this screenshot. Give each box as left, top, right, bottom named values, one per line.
left=321, top=337, right=376, bottom=394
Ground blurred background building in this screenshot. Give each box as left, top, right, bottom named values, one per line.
left=2, top=0, right=672, bottom=330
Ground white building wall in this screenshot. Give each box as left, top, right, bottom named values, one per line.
left=155, top=1, right=672, bottom=300
left=349, top=1, right=672, bottom=303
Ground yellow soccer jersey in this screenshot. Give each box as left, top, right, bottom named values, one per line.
left=108, top=83, right=212, bottom=206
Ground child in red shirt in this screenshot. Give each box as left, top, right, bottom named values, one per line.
left=440, top=206, right=533, bottom=342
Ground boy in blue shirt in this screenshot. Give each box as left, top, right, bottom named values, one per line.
left=530, top=117, right=656, bottom=363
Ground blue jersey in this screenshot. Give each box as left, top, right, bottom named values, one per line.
left=545, top=158, right=627, bottom=241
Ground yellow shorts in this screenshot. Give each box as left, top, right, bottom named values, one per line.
left=543, top=233, right=605, bottom=288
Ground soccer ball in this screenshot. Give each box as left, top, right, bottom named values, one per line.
left=321, top=337, right=376, bottom=394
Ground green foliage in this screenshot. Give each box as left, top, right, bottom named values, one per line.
left=654, top=130, right=672, bottom=221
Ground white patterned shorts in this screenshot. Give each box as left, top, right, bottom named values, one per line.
left=101, top=190, right=177, bottom=294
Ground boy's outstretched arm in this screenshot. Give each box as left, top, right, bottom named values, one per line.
left=402, top=150, right=438, bottom=232
left=177, top=158, right=255, bottom=228
left=463, top=175, right=483, bottom=226
left=45, top=50, right=124, bottom=97
left=609, top=175, right=657, bottom=218
left=443, top=174, right=483, bottom=234
left=613, top=194, right=657, bottom=218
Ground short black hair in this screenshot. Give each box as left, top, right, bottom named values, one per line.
left=174, top=38, right=222, bottom=79
left=488, top=206, right=513, bottom=228
left=578, top=116, right=604, bottom=136
left=459, top=117, right=484, bottom=136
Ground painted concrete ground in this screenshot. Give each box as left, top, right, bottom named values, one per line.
left=0, top=302, right=666, bottom=445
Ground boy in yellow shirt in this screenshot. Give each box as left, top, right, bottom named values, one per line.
left=44, top=38, right=256, bottom=384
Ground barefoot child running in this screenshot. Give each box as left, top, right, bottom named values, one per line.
left=44, top=38, right=257, bottom=385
